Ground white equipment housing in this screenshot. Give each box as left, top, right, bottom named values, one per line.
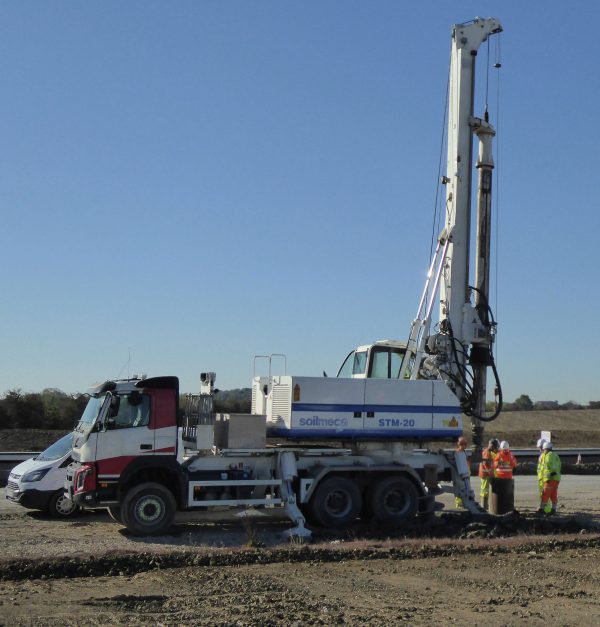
left=255, top=375, right=462, bottom=440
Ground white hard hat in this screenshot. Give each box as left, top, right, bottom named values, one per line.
left=543, top=441, right=553, bottom=450
left=536, top=438, right=546, bottom=449
left=500, top=440, right=510, bottom=450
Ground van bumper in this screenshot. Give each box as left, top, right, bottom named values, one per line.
left=5, top=486, right=53, bottom=511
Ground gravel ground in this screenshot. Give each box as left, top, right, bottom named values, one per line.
left=1, top=476, right=600, bottom=625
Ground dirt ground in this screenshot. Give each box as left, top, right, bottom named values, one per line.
left=1, top=476, right=600, bottom=626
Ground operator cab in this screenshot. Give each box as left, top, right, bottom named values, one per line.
left=337, top=340, right=414, bottom=379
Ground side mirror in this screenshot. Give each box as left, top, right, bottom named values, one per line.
left=105, top=417, right=116, bottom=430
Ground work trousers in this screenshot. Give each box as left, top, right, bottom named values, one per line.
left=480, top=476, right=491, bottom=499
left=541, top=479, right=559, bottom=513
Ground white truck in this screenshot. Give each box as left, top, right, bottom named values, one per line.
left=65, top=17, right=503, bottom=538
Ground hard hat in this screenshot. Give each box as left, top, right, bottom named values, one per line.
left=489, top=438, right=499, bottom=448
left=543, top=441, right=553, bottom=450
left=536, top=438, right=546, bottom=449
left=500, top=440, right=510, bottom=450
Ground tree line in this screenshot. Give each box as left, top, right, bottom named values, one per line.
left=490, top=394, right=600, bottom=412
left=0, top=388, right=598, bottom=431
left=0, top=388, right=253, bottom=431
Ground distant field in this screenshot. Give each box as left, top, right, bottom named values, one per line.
left=1, top=409, right=599, bottom=451
left=465, top=408, right=600, bottom=447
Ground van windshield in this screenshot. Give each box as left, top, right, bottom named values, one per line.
left=79, top=395, right=107, bottom=425
left=37, top=433, right=74, bottom=461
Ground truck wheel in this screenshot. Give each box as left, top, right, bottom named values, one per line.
left=121, top=482, right=176, bottom=536
left=309, top=476, right=361, bottom=528
left=367, top=476, right=419, bottom=526
left=107, top=505, right=122, bottom=524
left=48, top=490, right=79, bottom=518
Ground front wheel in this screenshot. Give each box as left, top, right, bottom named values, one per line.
left=48, top=490, right=79, bottom=518
left=121, top=482, right=176, bottom=536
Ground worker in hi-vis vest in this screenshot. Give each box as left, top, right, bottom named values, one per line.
left=536, top=438, right=547, bottom=510
left=454, top=436, right=468, bottom=508
left=539, top=441, right=561, bottom=515
left=478, top=438, right=499, bottom=510
left=493, top=441, right=517, bottom=479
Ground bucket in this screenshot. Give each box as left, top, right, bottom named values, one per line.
left=490, top=478, right=514, bottom=515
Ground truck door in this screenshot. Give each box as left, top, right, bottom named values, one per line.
left=94, top=392, right=153, bottom=477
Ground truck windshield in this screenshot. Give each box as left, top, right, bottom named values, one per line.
left=79, top=395, right=106, bottom=425
left=37, top=433, right=73, bottom=461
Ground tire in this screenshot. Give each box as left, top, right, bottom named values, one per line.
left=107, top=505, right=123, bottom=524
left=309, top=476, right=362, bottom=529
left=48, top=490, right=79, bottom=518
left=121, top=482, right=176, bottom=536
left=367, top=476, right=419, bottom=527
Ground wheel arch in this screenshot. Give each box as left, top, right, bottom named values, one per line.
left=118, top=456, right=184, bottom=507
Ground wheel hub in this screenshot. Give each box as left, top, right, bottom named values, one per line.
left=136, top=496, right=163, bottom=523
left=325, top=490, right=351, bottom=517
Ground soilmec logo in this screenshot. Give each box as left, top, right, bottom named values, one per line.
left=299, top=416, right=349, bottom=428
left=443, top=417, right=460, bottom=427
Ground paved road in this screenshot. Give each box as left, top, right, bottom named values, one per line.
left=437, top=475, right=600, bottom=514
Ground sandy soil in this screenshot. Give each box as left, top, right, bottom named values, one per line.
left=1, top=476, right=600, bottom=625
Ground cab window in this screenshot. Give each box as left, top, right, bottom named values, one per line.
left=352, top=350, right=367, bottom=375
left=337, top=350, right=368, bottom=377
left=368, top=347, right=409, bottom=378
left=337, top=351, right=355, bottom=378
left=371, top=349, right=389, bottom=378
left=113, top=394, right=150, bottom=428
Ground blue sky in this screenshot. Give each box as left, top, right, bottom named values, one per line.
left=1, top=1, right=598, bottom=403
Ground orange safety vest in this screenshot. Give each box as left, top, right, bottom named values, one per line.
left=478, top=448, right=496, bottom=478
left=494, top=449, right=517, bottom=479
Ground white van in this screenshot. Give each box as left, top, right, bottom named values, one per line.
left=5, top=432, right=79, bottom=517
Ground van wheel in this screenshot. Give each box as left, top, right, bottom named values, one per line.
left=48, top=490, right=79, bottom=518
left=309, top=476, right=361, bottom=528
left=107, top=505, right=122, bottom=524
left=367, top=476, right=419, bottom=526
left=121, top=482, right=176, bottom=536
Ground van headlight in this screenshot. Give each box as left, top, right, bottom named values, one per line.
left=22, top=468, right=50, bottom=483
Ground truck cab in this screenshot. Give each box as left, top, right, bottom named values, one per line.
left=69, top=376, right=181, bottom=510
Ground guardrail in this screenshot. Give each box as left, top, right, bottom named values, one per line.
left=0, top=452, right=40, bottom=463
left=512, top=448, right=600, bottom=456
left=2, top=448, right=600, bottom=467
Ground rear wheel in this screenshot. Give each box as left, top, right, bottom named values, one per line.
left=121, top=482, right=176, bottom=536
left=48, top=490, right=79, bottom=518
left=309, top=476, right=361, bottom=528
left=367, top=476, right=419, bottom=527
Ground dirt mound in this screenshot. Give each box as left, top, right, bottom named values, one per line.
left=0, top=429, right=69, bottom=451
left=1, top=512, right=597, bottom=582
left=3, top=409, right=600, bottom=451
